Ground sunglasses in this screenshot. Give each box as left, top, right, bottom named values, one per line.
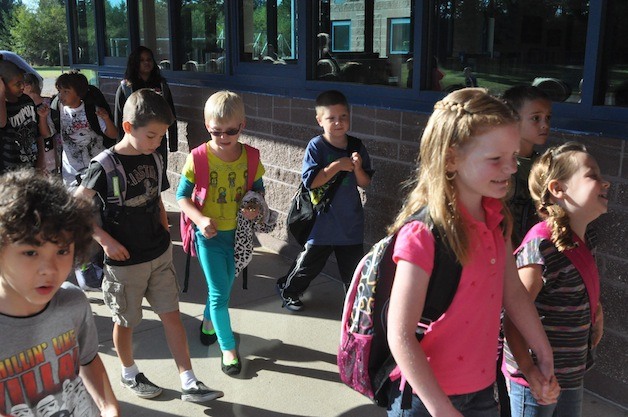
left=209, top=124, right=242, bottom=137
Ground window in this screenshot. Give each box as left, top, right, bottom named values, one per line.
left=139, top=0, right=172, bottom=68
left=73, top=0, right=98, bottom=64
left=312, top=0, right=413, bottom=88
left=600, top=2, right=628, bottom=107
left=240, top=0, right=297, bottom=64
left=331, top=21, right=351, bottom=52
left=428, top=1, right=589, bottom=101
left=389, top=18, right=410, bottom=55
left=180, top=0, right=226, bottom=73
left=104, top=0, right=129, bottom=58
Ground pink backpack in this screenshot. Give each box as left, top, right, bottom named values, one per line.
left=180, top=143, right=260, bottom=257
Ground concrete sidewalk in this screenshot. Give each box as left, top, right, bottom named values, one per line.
left=83, top=209, right=628, bottom=417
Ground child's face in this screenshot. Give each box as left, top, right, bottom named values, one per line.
left=139, top=51, right=155, bottom=77
left=3, top=75, right=25, bottom=102
left=206, top=117, right=243, bottom=150
left=126, top=121, right=169, bottom=155
left=316, top=104, right=350, bottom=142
left=57, top=86, right=82, bottom=108
left=557, top=152, right=610, bottom=222
left=449, top=123, right=519, bottom=205
left=518, top=99, right=552, bottom=153
left=0, top=237, right=74, bottom=316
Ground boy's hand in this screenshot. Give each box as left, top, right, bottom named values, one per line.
left=336, top=156, right=355, bottom=172
left=101, top=234, right=130, bottom=261
left=198, top=216, right=217, bottom=239
left=95, top=106, right=110, bottom=120
left=351, top=151, right=363, bottom=170
left=37, top=103, right=50, bottom=118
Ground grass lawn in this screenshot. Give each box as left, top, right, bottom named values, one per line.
left=33, top=66, right=98, bottom=81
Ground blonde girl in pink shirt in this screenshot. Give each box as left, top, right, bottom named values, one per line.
left=385, top=88, right=559, bottom=417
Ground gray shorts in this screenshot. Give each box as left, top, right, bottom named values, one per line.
left=103, top=244, right=180, bottom=328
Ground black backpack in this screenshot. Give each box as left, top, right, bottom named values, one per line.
left=338, top=207, right=463, bottom=409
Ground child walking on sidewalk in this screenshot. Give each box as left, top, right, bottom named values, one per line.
left=75, top=89, right=223, bottom=402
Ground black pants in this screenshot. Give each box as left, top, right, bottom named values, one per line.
left=279, top=243, right=364, bottom=297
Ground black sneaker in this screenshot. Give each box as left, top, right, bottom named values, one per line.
left=199, top=322, right=217, bottom=346
left=221, top=358, right=242, bottom=376
left=181, top=381, right=224, bottom=403
left=276, top=282, right=304, bottom=311
left=121, top=373, right=162, bottom=399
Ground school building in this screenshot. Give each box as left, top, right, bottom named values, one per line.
left=65, top=0, right=627, bottom=407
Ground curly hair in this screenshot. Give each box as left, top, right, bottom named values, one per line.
left=389, top=88, right=517, bottom=265
left=528, top=142, right=588, bottom=251
left=0, top=169, right=95, bottom=266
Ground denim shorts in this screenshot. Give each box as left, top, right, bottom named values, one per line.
left=387, top=380, right=498, bottom=417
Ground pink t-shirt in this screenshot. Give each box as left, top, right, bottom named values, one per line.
left=390, top=197, right=506, bottom=395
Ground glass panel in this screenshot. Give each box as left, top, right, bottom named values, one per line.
left=180, top=0, right=226, bottom=73
left=139, top=0, right=171, bottom=67
left=600, top=2, right=628, bottom=106
left=313, top=0, right=413, bottom=88
left=74, top=0, right=98, bottom=64
left=240, top=0, right=297, bottom=63
left=104, top=0, right=129, bottom=58
left=429, top=1, right=589, bottom=102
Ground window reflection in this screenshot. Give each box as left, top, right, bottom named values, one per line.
left=180, top=0, right=225, bottom=73
left=429, top=1, right=588, bottom=102
left=601, top=2, right=628, bottom=106
left=74, top=0, right=98, bottom=64
left=241, top=0, right=297, bottom=64
left=313, top=0, right=413, bottom=88
left=139, top=0, right=171, bottom=68
left=104, top=0, right=129, bottom=58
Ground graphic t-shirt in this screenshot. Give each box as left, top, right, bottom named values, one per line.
left=181, top=143, right=265, bottom=231
left=0, top=94, right=39, bottom=173
left=81, top=152, right=171, bottom=265
left=60, top=102, right=106, bottom=187
left=0, top=283, right=100, bottom=417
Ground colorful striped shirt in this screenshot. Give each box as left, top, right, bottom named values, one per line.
left=504, top=236, right=592, bottom=389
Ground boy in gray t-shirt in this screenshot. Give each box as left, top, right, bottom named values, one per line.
left=0, top=169, right=119, bottom=417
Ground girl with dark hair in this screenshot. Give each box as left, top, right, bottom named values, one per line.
left=114, top=46, right=177, bottom=169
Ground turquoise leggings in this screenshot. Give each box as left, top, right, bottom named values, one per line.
left=194, top=228, right=236, bottom=351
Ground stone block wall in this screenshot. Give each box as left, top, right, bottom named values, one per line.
left=100, top=77, right=628, bottom=407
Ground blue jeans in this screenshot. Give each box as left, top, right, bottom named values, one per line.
left=387, top=381, right=498, bottom=417
left=509, top=380, right=583, bottom=417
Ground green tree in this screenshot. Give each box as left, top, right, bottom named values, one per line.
left=0, top=0, right=23, bottom=49
left=8, top=0, right=67, bottom=65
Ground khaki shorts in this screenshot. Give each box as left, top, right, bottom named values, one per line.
left=103, top=244, right=180, bottom=328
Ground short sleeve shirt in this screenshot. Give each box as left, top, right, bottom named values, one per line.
left=81, top=152, right=171, bottom=265
left=390, top=198, right=506, bottom=395
left=181, top=143, right=265, bottom=231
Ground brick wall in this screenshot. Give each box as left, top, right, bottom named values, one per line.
left=100, top=78, right=628, bottom=406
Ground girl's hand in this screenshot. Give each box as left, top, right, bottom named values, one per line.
left=95, top=106, right=110, bottom=120
left=241, top=206, right=259, bottom=221
left=198, top=216, right=217, bottom=239
left=591, top=303, right=604, bottom=347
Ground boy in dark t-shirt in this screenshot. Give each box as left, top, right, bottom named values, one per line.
left=75, top=89, right=224, bottom=403
left=0, top=60, right=49, bottom=173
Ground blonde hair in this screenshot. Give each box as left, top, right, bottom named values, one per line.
left=528, top=142, right=588, bottom=251
left=389, top=88, right=517, bottom=265
left=204, top=90, right=245, bottom=124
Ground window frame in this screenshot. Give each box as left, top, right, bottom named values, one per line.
left=65, top=0, right=628, bottom=140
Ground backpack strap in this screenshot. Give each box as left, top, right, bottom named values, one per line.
left=243, top=144, right=260, bottom=191
left=93, top=148, right=126, bottom=206
left=191, top=144, right=210, bottom=209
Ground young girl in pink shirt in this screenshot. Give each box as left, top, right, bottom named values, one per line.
left=385, top=88, right=558, bottom=417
